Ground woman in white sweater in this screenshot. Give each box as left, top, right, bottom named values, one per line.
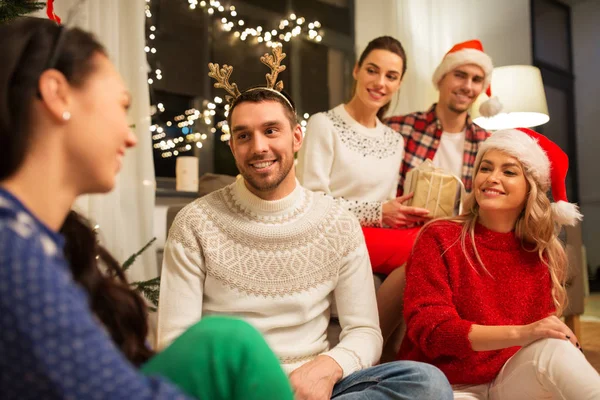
left=296, top=36, right=430, bottom=357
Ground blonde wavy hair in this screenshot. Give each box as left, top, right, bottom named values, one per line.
left=427, top=150, right=569, bottom=316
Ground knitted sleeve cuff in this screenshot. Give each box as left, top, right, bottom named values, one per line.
left=425, top=318, right=475, bottom=359
left=322, top=346, right=364, bottom=379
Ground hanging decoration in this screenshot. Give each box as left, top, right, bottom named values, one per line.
left=46, top=0, right=61, bottom=23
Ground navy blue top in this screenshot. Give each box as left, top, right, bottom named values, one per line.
left=0, top=188, right=189, bottom=399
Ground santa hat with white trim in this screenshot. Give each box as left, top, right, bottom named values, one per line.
left=432, top=39, right=503, bottom=117
left=474, top=127, right=583, bottom=226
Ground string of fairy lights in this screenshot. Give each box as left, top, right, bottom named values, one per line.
left=185, top=0, right=323, bottom=47
left=145, top=0, right=319, bottom=158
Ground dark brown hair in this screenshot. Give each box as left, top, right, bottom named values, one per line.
left=353, top=36, right=407, bottom=120
left=61, top=211, right=154, bottom=366
left=0, top=18, right=153, bottom=366
left=226, top=88, right=298, bottom=136
left=0, top=17, right=105, bottom=180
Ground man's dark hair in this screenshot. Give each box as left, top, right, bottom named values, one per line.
left=227, top=89, right=298, bottom=136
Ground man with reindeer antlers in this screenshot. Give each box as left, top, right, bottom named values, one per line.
left=156, top=47, right=452, bottom=400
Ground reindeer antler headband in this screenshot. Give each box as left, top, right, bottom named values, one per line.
left=208, top=46, right=294, bottom=110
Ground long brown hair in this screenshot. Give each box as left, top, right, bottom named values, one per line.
left=61, top=211, right=154, bottom=366
left=0, top=17, right=153, bottom=366
left=352, top=36, right=407, bottom=120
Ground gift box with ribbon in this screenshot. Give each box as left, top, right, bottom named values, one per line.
left=403, top=160, right=465, bottom=218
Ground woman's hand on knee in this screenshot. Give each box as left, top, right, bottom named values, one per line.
left=519, top=316, right=579, bottom=348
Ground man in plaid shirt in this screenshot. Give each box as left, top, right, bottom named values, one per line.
left=386, top=40, right=502, bottom=195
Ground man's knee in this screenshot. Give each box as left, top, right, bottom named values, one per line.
left=371, top=361, right=453, bottom=400
left=404, top=361, right=453, bottom=400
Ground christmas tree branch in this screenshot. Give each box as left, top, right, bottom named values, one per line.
left=122, top=237, right=156, bottom=271
left=121, top=237, right=161, bottom=311
left=0, top=0, right=46, bottom=23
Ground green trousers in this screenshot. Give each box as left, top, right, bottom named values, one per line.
left=141, top=316, right=293, bottom=400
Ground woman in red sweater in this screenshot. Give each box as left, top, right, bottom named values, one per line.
left=399, top=127, right=600, bottom=399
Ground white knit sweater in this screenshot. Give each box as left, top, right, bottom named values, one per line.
left=156, top=178, right=383, bottom=378
left=296, top=104, right=404, bottom=227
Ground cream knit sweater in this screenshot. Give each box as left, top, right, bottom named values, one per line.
left=156, top=178, right=382, bottom=377
left=296, top=104, right=404, bottom=227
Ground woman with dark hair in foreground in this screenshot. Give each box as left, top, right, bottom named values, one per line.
left=0, top=17, right=292, bottom=400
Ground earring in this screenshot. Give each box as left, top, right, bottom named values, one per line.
left=62, top=111, right=71, bottom=121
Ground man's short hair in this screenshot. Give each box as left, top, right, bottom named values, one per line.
left=227, top=88, right=298, bottom=133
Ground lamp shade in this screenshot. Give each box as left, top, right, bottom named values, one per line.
left=471, top=65, right=549, bottom=130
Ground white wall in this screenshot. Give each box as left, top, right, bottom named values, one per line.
left=355, top=0, right=532, bottom=115
left=572, top=0, right=600, bottom=277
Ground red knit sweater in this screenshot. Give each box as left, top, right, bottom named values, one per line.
left=398, top=220, right=555, bottom=385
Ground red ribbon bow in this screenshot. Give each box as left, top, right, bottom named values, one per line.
left=47, top=0, right=62, bottom=24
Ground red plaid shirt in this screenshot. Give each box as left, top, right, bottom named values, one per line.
left=385, top=104, right=491, bottom=195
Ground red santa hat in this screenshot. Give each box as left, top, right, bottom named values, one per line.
left=474, top=127, right=582, bottom=226
left=432, top=39, right=502, bottom=117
